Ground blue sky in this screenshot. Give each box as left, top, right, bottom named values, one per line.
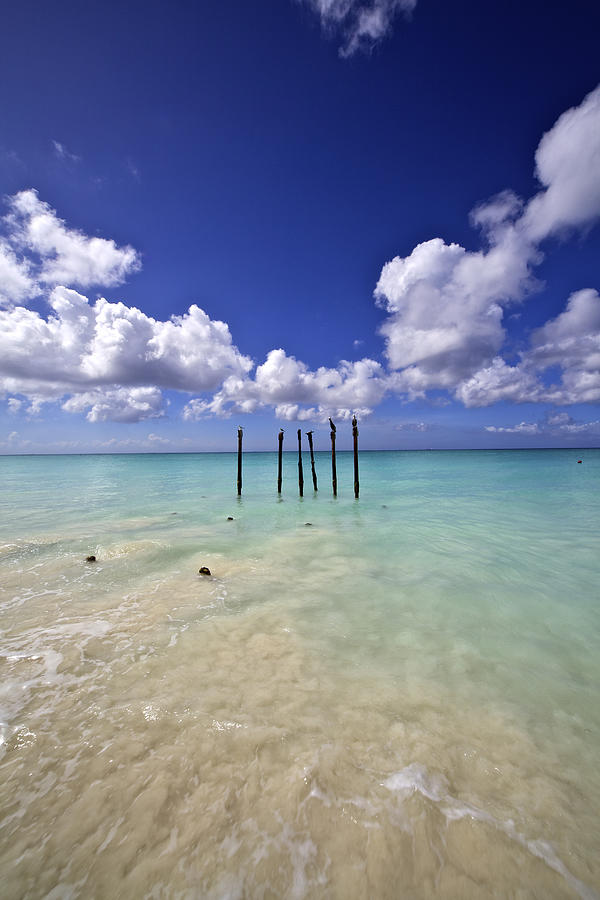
left=1, top=0, right=599, bottom=452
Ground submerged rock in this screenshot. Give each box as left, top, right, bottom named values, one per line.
left=199, top=566, right=211, bottom=576
left=305, top=522, right=313, bottom=526
left=85, top=555, right=97, bottom=563
left=227, top=516, right=234, bottom=520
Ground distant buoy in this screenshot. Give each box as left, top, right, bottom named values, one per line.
left=577, top=460, right=582, bottom=463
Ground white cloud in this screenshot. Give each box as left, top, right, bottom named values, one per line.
left=456, top=290, right=600, bottom=408
left=183, top=348, right=386, bottom=422
left=0, top=241, right=37, bottom=306
left=529, top=289, right=600, bottom=405
left=376, top=85, right=600, bottom=408
left=558, top=419, right=600, bottom=434
left=2, top=191, right=386, bottom=425
left=147, top=432, right=171, bottom=444
left=5, top=87, right=600, bottom=438
left=52, top=140, right=81, bottom=164
left=274, top=403, right=318, bottom=421
left=486, top=413, right=600, bottom=437
left=302, top=0, right=417, bottom=56
left=61, top=387, right=165, bottom=423
left=456, top=358, right=541, bottom=408
left=522, top=85, right=600, bottom=242
left=485, top=422, right=540, bottom=435
left=375, top=226, right=536, bottom=395
left=394, top=420, right=429, bottom=432
left=0, top=287, right=253, bottom=422
left=5, top=189, right=141, bottom=290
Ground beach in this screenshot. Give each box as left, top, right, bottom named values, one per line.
left=1, top=449, right=599, bottom=898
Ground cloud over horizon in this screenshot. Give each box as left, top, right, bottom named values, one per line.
left=1, top=86, right=599, bottom=427
left=375, top=85, right=600, bottom=408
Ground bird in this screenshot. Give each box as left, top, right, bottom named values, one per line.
left=352, top=414, right=357, bottom=428
left=329, top=418, right=336, bottom=432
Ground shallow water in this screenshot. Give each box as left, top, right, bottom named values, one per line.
left=1, top=450, right=599, bottom=898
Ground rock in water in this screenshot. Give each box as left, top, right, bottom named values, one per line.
left=199, top=566, right=211, bottom=576
left=227, top=516, right=234, bottom=520
left=86, top=555, right=96, bottom=563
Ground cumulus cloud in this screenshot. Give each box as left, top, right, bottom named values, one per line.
left=522, top=85, right=600, bottom=242
left=376, top=85, right=600, bottom=408
left=183, top=348, right=386, bottom=421
left=455, top=358, right=541, bottom=408
left=0, top=241, right=36, bottom=306
left=301, top=0, right=417, bottom=56
left=529, top=288, right=600, bottom=404
left=61, top=387, right=166, bottom=423
left=375, top=226, right=536, bottom=396
left=2, top=189, right=383, bottom=425
left=4, top=82, right=600, bottom=436
left=459, top=288, right=600, bottom=408
left=0, top=287, right=253, bottom=422
left=4, top=189, right=140, bottom=291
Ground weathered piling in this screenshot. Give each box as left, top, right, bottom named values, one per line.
left=297, top=428, right=304, bottom=497
left=352, top=414, right=359, bottom=499
left=277, top=428, right=284, bottom=493
left=329, top=417, right=337, bottom=497
left=237, top=426, right=243, bottom=496
left=306, top=431, right=318, bottom=491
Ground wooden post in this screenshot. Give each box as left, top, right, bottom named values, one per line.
left=297, top=429, right=304, bottom=497
left=237, top=427, right=243, bottom=496
left=277, top=429, right=284, bottom=493
left=306, top=431, right=318, bottom=491
left=352, top=414, right=359, bottom=499
left=329, top=417, right=337, bottom=497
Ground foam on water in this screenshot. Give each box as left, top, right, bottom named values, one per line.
left=1, top=450, right=599, bottom=897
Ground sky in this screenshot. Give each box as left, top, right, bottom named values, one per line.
left=1, top=0, right=600, bottom=453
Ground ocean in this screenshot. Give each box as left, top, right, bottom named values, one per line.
left=1, top=449, right=599, bottom=898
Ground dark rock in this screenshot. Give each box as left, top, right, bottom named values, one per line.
left=86, top=555, right=97, bottom=563
left=305, top=522, right=313, bottom=526
left=227, top=516, right=234, bottom=520
left=199, top=566, right=211, bottom=576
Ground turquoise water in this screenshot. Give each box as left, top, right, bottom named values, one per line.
left=1, top=450, right=599, bottom=897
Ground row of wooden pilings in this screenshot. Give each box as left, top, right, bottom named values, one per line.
left=237, top=416, right=359, bottom=498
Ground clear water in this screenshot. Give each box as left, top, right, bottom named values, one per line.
left=1, top=450, right=599, bottom=898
